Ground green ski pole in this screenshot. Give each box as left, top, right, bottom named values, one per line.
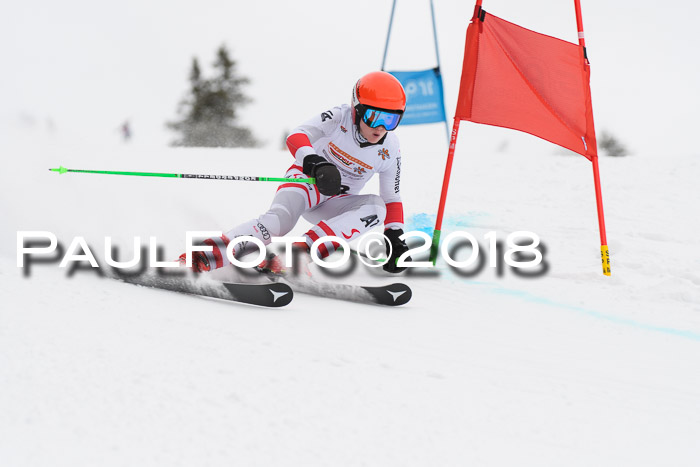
left=49, top=166, right=315, bottom=184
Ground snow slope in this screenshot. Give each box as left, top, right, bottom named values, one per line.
left=1, top=129, right=699, bottom=466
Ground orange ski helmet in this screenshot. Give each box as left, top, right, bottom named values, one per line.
left=352, top=71, right=406, bottom=113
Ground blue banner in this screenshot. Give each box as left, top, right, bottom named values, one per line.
left=388, top=69, right=446, bottom=126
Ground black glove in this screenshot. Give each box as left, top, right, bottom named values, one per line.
left=303, top=154, right=341, bottom=196
left=383, top=228, right=410, bottom=273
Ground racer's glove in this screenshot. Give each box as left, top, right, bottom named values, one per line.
left=303, top=154, right=341, bottom=196
left=383, top=228, right=410, bottom=273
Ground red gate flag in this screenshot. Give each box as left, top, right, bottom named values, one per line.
left=431, top=1, right=611, bottom=275
left=456, top=8, right=597, bottom=159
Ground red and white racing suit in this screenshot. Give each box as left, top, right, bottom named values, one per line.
left=199, top=104, right=405, bottom=268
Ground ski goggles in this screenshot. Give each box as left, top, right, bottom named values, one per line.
left=361, top=107, right=403, bottom=131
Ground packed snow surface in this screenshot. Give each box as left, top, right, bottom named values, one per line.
left=1, top=131, right=699, bottom=466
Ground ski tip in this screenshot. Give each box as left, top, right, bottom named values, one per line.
left=222, top=281, right=294, bottom=307
left=49, top=166, right=68, bottom=174
left=267, top=283, right=294, bottom=307
left=385, top=283, right=412, bottom=306
left=361, top=283, right=412, bottom=306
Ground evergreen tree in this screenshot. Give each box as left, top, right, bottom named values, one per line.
left=598, top=131, right=629, bottom=157
left=168, top=45, right=258, bottom=147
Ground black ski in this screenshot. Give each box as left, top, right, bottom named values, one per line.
left=112, top=271, right=293, bottom=307
left=280, top=277, right=411, bottom=306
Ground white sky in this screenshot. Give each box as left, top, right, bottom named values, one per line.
left=2, top=0, right=699, bottom=157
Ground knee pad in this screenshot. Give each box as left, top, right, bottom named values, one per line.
left=364, top=195, right=387, bottom=223
left=259, top=204, right=291, bottom=236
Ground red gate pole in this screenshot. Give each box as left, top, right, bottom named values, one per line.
left=430, top=117, right=461, bottom=264
left=429, top=0, right=483, bottom=264
left=574, top=0, right=611, bottom=276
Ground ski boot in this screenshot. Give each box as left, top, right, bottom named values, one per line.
left=254, top=252, right=287, bottom=275
left=178, top=251, right=212, bottom=273
left=254, top=242, right=312, bottom=278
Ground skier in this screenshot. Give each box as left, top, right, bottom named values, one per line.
left=121, top=120, right=131, bottom=142
left=182, top=71, right=411, bottom=275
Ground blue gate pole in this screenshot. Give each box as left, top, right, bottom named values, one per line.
left=430, top=0, right=450, bottom=144
left=381, top=0, right=398, bottom=71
